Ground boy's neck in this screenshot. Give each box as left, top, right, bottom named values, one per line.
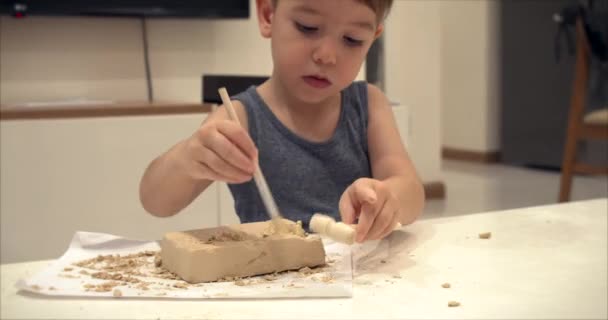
left=256, top=76, right=343, bottom=142
left=261, top=76, right=340, bottom=117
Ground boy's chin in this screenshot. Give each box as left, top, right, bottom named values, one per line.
left=296, top=89, right=336, bottom=105
left=294, top=83, right=341, bottom=104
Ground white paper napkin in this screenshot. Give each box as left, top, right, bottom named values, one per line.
left=16, top=231, right=354, bottom=299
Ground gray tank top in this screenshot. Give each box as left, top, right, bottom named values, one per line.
left=230, top=81, right=371, bottom=230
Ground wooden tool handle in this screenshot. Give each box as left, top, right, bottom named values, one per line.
left=310, top=213, right=403, bottom=244
left=310, top=213, right=356, bottom=244
left=218, top=87, right=283, bottom=223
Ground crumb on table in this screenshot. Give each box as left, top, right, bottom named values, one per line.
left=448, top=301, right=460, bottom=307
left=478, top=232, right=492, bottom=239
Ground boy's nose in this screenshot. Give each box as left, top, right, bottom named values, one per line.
left=312, top=39, right=337, bottom=65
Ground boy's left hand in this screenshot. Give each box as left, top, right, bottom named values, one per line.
left=339, top=178, right=401, bottom=243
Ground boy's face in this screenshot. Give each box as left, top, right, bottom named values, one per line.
left=258, top=0, right=383, bottom=104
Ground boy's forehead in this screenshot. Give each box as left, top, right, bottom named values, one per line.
left=279, top=0, right=378, bottom=26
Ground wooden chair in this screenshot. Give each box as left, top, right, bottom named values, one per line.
left=558, top=18, right=608, bottom=202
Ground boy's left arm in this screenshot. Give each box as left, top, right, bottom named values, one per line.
left=339, top=84, right=425, bottom=242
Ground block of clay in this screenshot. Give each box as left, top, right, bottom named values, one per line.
left=160, top=219, right=326, bottom=283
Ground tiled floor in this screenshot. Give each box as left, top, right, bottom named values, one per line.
left=422, top=160, right=608, bottom=219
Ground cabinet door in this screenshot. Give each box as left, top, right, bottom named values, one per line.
left=499, top=0, right=578, bottom=168
left=0, top=114, right=219, bottom=263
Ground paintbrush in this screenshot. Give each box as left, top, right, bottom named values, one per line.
left=218, top=87, right=287, bottom=232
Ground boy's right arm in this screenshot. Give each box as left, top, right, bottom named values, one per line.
left=139, top=102, right=256, bottom=217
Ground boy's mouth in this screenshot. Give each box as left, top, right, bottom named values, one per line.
left=302, top=75, right=332, bottom=89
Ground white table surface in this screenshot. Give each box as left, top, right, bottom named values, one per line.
left=2, top=198, right=607, bottom=320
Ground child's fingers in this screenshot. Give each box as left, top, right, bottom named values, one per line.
left=339, top=189, right=357, bottom=224
left=197, top=146, right=252, bottom=183
left=340, top=179, right=377, bottom=225
left=378, top=213, right=400, bottom=240
left=351, top=179, right=378, bottom=204
left=205, top=129, right=255, bottom=174
left=185, top=139, right=249, bottom=183
left=216, top=121, right=258, bottom=161
left=366, top=202, right=396, bottom=240
left=347, top=179, right=380, bottom=242
left=355, top=201, right=377, bottom=242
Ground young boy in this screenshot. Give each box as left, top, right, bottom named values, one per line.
left=139, top=0, right=424, bottom=243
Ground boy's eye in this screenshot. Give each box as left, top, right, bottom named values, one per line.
left=344, top=36, right=364, bottom=47
left=295, top=22, right=318, bottom=34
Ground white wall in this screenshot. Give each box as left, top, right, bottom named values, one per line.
left=0, top=7, right=274, bottom=104
left=385, top=1, right=442, bottom=182
left=144, top=16, right=275, bottom=102
left=440, top=0, right=500, bottom=153
left=0, top=0, right=365, bottom=105
left=0, top=17, right=149, bottom=104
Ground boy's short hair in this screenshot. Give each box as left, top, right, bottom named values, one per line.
left=271, top=0, right=394, bottom=23
left=359, top=0, right=393, bottom=21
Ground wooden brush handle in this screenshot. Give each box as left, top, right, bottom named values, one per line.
left=218, top=87, right=283, bottom=222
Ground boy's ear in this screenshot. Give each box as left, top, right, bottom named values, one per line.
left=374, top=23, right=384, bottom=39
left=256, top=0, right=274, bottom=38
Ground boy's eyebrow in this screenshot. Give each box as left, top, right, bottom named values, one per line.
left=351, top=21, right=375, bottom=31
left=292, top=4, right=376, bottom=31
left=293, top=4, right=320, bottom=15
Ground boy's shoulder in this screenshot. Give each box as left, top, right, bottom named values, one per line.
left=344, top=81, right=387, bottom=105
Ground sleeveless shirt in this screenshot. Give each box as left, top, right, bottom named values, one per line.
left=229, top=81, right=371, bottom=230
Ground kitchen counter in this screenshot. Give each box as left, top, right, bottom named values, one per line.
left=1, top=198, right=606, bottom=319
left=0, top=102, right=213, bottom=120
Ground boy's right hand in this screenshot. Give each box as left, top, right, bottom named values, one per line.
left=176, top=120, right=258, bottom=184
